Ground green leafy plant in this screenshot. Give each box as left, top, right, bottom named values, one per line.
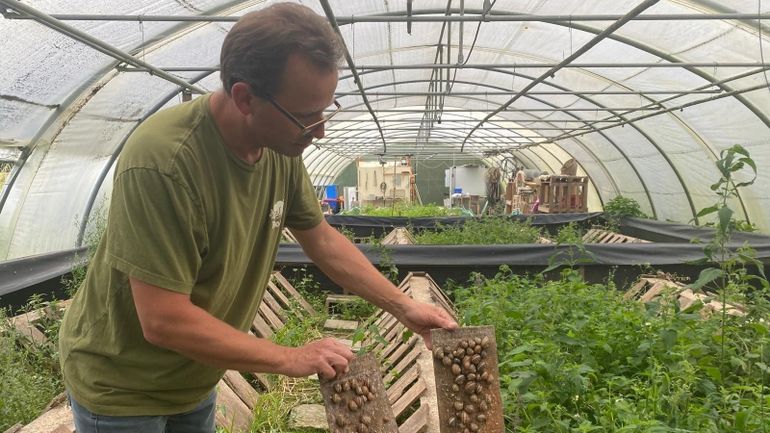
left=370, top=240, right=400, bottom=283
left=414, top=217, right=542, bottom=245
left=453, top=266, right=770, bottom=432
left=342, top=203, right=470, bottom=217
left=542, top=223, right=595, bottom=276
left=0, top=302, right=63, bottom=430
left=688, top=144, right=768, bottom=403
left=61, top=203, right=107, bottom=297
left=336, top=298, right=378, bottom=321
left=554, top=222, right=584, bottom=244
left=285, top=266, right=326, bottom=313
left=603, top=195, right=647, bottom=219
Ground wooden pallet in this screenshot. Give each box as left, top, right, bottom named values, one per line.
left=360, top=272, right=457, bottom=433
left=281, top=227, right=299, bottom=243
left=381, top=227, right=416, bottom=245
left=250, top=272, right=317, bottom=339
left=8, top=299, right=71, bottom=348
left=582, top=228, right=649, bottom=244
left=625, top=276, right=744, bottom=317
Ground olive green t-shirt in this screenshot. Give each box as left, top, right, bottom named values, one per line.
left=59, top=94, right=323, bottom=416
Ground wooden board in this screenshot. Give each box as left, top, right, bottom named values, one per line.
left=320, top=353, right=399, bottom=433
left=430, top=326, right=504, bottom=433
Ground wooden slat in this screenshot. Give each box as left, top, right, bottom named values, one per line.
left=377, top=324, right=409, bottom=359
left=281, top=227, right=298, bottom=243
left=259, top=302, right=284, bottom=330
left=398, top=403, right=429, bottom=433
left=387, top=346, right=422, bottom=381
left=386, top=364, right=421, bottom=404
left=266, top=280, right=293, bottom=310
left=383, top=335, right=419, bottom=369
left=271, top=272, right=317, bottom=315
left=261, top=290, right=286, bottom=322
left=223, top=370, right=259, bottom=411
left=10, top=312, right=47, bottom=345
left=251, top=314, right=273, bottom=338
left=215, top=380, right=253, bottom=433
left=391, top=379, right=427, bottom=418
left=252, top=372, right=272, bottom=391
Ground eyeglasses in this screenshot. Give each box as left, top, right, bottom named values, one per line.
left=264, top=95, right=342, bottom=136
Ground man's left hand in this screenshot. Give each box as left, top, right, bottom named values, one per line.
left=398, top=301, right=458, bottom=350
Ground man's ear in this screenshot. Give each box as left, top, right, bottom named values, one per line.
left=230, top=82, right=256, bottom=116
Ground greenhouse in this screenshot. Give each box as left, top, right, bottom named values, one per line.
left=1, top=0, right=770, bottom=432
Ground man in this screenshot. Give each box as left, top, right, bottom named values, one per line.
left=58, top=3, right=457, bottom=433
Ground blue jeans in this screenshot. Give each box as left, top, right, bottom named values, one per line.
left=68, top=391, right=216, bottom=433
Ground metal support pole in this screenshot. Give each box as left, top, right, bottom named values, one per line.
left=461, top=0, right=661, bottom=151
left=318, top=0, right=387, bottom=153
left=0, top=0, right=206, bottom=94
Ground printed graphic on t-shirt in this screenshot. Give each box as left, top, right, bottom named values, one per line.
left=270, top=200, right=284, bottom=228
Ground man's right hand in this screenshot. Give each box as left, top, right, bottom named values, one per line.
left=281, top=337, right=355, bottom=379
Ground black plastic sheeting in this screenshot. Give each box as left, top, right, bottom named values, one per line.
left=0, top=247, right=86, bottom=312
left=276, top=215, right=770, bottom=291
left=619, top=216, right=770, bottom=245
left=4, top=214, right=770, bottom=310
left=284, top=215, right=770, bottom=266
left=326, top=212, right=605, bottom=237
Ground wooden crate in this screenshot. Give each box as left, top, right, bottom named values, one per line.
left=360, top=272, right=457, bottom=433
left=537, top=175, right=588, bottom=214
left=625, top=276, right=745, bottom=317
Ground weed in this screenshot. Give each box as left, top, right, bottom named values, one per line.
left=453, top=267, right=770, bottom=432
left=335, top=298, right=378, bottom=321
left=414, top=216, right=541, bottom=245
left=603, top=195, right=647, bottom=219
left=285, top=267, right=326, bottom=313
left=342, top=204, right=468, bottom=217
left=0, top=307, right=62, bottom=430
left=370, top=240, right=400, bottom=283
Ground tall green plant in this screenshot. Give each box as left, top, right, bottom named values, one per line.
left=542, top=223, right=595, bottom=276
left=689, top=145, right=764, bottom=355
left=688, top=144, right=769, bottom=431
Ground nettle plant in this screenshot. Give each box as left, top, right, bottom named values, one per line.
left=689, top=144, right=770, bottom=380
left=449, top=146, right=770, bottom=432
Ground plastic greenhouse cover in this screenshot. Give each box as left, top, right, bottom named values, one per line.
left=0, top=0, right=769, bottom=260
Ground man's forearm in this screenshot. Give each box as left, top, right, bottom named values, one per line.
left=137, top=292, right=292, bottom=372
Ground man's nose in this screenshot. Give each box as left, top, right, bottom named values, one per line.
left=309, top=123, right=325, bottom=140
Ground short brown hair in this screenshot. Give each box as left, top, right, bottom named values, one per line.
left=220, top=3, right=344, bottom=96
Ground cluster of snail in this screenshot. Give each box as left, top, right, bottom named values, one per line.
left=328, top=376, right=391, bottom=433
left=434, top=335, right=494, bottom=433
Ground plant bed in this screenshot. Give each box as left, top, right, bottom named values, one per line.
left=453, top=268, right=770, bottom=432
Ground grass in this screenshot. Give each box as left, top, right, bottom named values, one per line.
left=0, top=306, right=63, bottom=431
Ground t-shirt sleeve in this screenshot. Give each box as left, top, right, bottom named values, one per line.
left=104, top=168, right=207, bottom=293
left=284, top=162, right=323, bottom=231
